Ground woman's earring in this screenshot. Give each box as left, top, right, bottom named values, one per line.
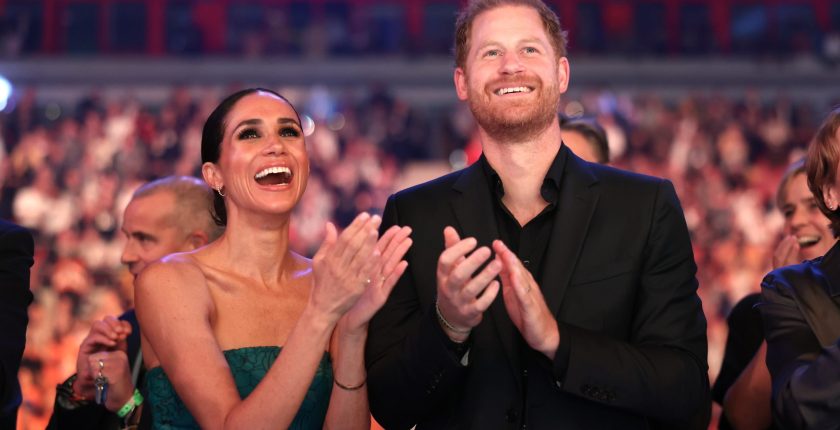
left=216, top=186, right=226, bottom=197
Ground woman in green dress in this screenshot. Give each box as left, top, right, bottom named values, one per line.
left=135, top=88, right=412, bottom=429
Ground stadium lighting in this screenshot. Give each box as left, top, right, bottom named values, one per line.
left=0, top=75, right=11, bottom=112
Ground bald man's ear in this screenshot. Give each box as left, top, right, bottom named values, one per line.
left=186, top=230, right=210, bottom=250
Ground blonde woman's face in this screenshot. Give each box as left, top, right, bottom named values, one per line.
left=780, top=173, right=835, bottom=260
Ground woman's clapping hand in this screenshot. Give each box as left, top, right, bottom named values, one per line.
left=311, top=213, right=383, bottom=323
left=339, top=224, right=412, bottom=335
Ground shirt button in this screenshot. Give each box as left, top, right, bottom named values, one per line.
left=506, top=409, right=518, bottom=423
left=523, top=260, right=530, bottom=267
left=555, top=380, right=563, bottom=389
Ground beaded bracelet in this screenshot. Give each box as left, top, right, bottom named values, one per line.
left=117, top=389, right=144, bottom=418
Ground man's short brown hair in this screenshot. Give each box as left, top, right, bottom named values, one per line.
left=454, top=0, right=568, bottom=70
left=805, top=106, right=840, bottom=237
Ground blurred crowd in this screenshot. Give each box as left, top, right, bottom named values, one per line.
left=2, top=85, right=839, bottom=428
left=3, top=1, right=840, bottom=61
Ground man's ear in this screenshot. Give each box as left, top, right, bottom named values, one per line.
left=557, top=56, right=570, bottom=94
left=454, top=67, right=469, bottom=101
left=202, top=162, right=222, bottom=191
left=186, top=230, right=210, bottom=250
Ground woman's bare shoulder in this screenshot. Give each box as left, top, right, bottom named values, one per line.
left=141, top=252, right=205, bottom=282
left=134, top=252, right=212, bottom=307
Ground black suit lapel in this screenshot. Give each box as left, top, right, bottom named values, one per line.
left=540, top=150, right=600, bottom=315
left=450, top=162, right=522, bottom=391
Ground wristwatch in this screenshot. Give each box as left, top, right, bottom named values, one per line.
left=56, top=373, right=91, bottom=410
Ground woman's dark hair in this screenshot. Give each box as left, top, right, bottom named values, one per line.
left=201, top=88, right=300, bottom=226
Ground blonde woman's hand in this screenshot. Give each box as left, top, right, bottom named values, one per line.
left=310, top=213, right=382, bottom=323
left=772, top=235, right=801, bottom=269
left=339, top=225, right=412, bottom=336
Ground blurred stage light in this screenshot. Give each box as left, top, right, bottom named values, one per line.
left=0, top=75, right=11, bottom=112
left=327, top=113, right=345, bottom=131
left=45, top=103, right=62, bottom=121
left=302, top=114, right=315, bottom=137
left=564, top=101, right=584, bottom=118
left=449, top=149, right=467, bottom=170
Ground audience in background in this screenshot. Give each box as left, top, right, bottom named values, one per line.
left=560, top=115, right=610, bottom=164
left=2, top=85, right=839, bottom=428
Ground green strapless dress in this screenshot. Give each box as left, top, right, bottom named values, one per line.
left=145, top=346, right=333, bottom=429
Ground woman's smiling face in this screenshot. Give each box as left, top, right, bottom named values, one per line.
left=206, top=91, right=309, bottom=218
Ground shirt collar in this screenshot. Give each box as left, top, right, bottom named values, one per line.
left=479, top=146, right=566, bottom=206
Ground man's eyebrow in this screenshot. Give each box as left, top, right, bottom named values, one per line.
left=474, top=40, right=502, bottom=52
left=474, top=37, right=548, bottom=52
left=130, top=230, right=155, bottom=239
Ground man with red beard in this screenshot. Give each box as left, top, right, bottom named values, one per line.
left=365, top=1, right=710, bottom=428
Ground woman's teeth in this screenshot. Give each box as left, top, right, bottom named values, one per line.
left=797, top=236, right=820, bottom=247
left=255, top=166, right=292, bottom=185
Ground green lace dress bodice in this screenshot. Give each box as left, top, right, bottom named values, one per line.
left=145, top=346, right=332, bottom=429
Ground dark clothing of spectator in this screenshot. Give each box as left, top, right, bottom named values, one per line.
left=712, top=293, right=779, bottom=430
left=760, top=242, right=840, bottom=429
left=0, top=220, right=34, bottom=429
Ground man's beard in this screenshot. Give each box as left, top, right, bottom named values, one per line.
left=467, top=76, right=561, bottom=144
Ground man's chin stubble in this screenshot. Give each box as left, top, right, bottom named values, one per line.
left=471, top=104, right=557, bottom=144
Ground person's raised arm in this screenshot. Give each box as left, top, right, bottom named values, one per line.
left=324, top=224, right=411, bottom=430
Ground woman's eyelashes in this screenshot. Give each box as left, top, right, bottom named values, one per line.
left=280, top=126, right=300, bottom=137
left=237, top=127, right=260, bottom=140
left=236, top=126, right=300, bottom=140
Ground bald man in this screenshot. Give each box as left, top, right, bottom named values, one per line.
left=48, top=176, right=223, bottom=430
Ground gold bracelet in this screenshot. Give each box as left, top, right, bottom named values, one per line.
left=333, top=376, right=366, bottom=391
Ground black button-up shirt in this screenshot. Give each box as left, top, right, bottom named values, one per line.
left=479, top=149, right=565, bottom=283
left=479, top=148, right=567, bottom=428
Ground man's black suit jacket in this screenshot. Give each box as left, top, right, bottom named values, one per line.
left=366, top=146, right=709, bottom=429
left=0, top=220, right=34, bottom=430
left=760, top=241, right=840, bottom=429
